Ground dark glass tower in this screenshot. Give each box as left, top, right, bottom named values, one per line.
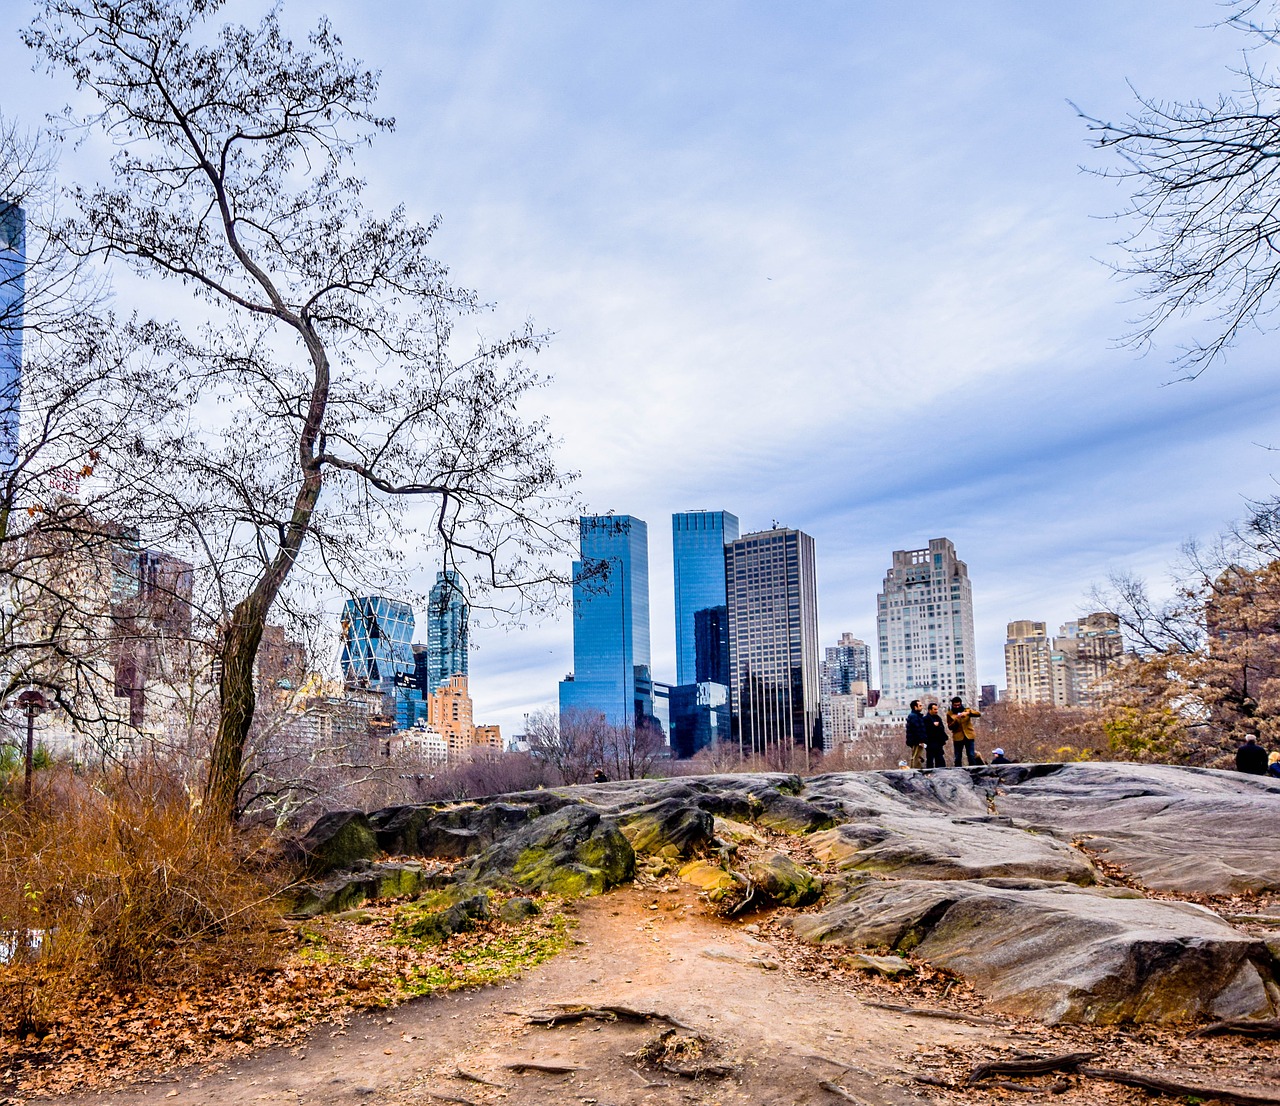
left=671, top=510, right=739, bottom=687
left=425, top=568, right=469, bottom=695
left=340, top=596, right=421, bottom=729
left=725, top=527, right=822, bottom=755
left=0, top=203, right=24, bottom=471
left=559, top=515, right=652, bottom=728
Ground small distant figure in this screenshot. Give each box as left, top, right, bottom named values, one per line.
left=947, top=697, right=982, bottom=767
left=592, top=768, right=609, bottom=783
left=990, top=748, right=1013, bottom=765
left=1236, top=735, right=1268, bottom=775
left=923, top=703, right=949, bottom=768
left=1269, top=752, right=1280, bottom=780
left=905, top=700, right=927, bottom=769
left=897, top=759, right=909, bottom=770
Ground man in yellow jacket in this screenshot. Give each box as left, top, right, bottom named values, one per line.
left=946, top=697, right=982, bottom=767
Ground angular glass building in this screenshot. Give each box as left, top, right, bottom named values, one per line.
left=672, top=510, right=738, bottom=687
left=559, top=514, right=652, bottom=728
left=725, top=527, right=822, bottom=756
left=425, top=569, right=469, bottom=695
left=340, top=596, right=421, bottom=729
left=0, top=202, right=24, bottom=471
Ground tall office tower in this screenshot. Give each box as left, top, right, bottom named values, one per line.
left=340, top=596, right=421, bottom=729
left=1004, top=620, right=1053, bottom=704
left=724, top=527, right=822, bottom=755
left=876, top=537, right=977, bottom=709
left=0, top=202, right=23, bottom=470
left=819, top=632, right=872, bottom=749
left=672, top=510, right=739, bottom=686
left=425, top=568, right=469, bottom=695
left=1051, top=612, right=1123, bottom=706
left=559, top=515, right=652, bottom=728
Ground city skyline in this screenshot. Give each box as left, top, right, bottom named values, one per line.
left=4, top=4, right=1280, bottom=741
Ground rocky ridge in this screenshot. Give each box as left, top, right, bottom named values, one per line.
left=294, top=761, right=1280, bottom=1026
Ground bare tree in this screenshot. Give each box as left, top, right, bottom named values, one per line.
left=0, top=113, right=181, bottom=769
left=1079, top=2, right=1280, bottom=373
left=26, top=1, right=576, bottom=821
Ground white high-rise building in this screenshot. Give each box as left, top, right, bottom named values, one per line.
left=876, top=537, right=977, bottom=709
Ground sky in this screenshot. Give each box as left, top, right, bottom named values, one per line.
left=1, top=1, right=1277, bottom=739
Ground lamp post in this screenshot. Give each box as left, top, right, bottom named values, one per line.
left=16, top=689, right=48, bottom=805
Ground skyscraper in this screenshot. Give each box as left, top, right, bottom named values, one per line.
left=876, top=537, right=977, bottom=709
left=819, top=633, right=872, bottom=748
left=672, top=510, right=739, bottom=687
left=340, top=596, right=421, bottom=729
left=1051, top=612, right=1123, bottom=706
left=724, top=527, right=821, bottom=755
left=0, top=202, right=24, bottom=471
left=559, top=515, right=652, bottom=728
left=1005, top=620, right=1053, bottom=704
left=425, top=568, right=469, bottom=695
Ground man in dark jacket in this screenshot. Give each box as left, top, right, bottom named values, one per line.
left=1236, top=735, right=1268, bottom=775
left=905, top=700, right=927, bottom=769
left=923, top=703, right=949, bottom=768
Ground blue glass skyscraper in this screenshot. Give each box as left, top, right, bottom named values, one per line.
left=0, top=202, right=24, bottom=471
left=425, top=569, right=469, bottom=695
left=340, top=596, right=422, bottom=729
left=559, top=515, right=652, bottom=728
left=672, top=511, right=739, bottom=687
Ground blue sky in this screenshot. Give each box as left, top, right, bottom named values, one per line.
left=2, top=2, right=1276, bottom=738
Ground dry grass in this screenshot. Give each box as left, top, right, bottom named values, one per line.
left=0, top=762, right=279, bottom=1035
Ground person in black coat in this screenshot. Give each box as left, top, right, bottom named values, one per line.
left=923, top=703, right=949, bottom=768
left=905, top=701, right=927, bottom=769
left=1236, top=735, right=1268, bottom=775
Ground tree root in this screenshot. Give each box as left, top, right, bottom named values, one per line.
left=817, top=1078, right=862, bottom=1101
left=1078, top=1065, right=1280, bottom=1106
left=451, top=1068, right=505, bottom=1087
left=504, top=1062, right=580, bottom=1075
left=864, top=1000, right=1001, bottom=1026
left=661, top=1060, right=738, bottom=1080
left=526, top=1003, right=698, bottom=1031
left=968, top=1051, right=1098, bottom=1083
left=1193, top=1017, right=1280, bottom=1039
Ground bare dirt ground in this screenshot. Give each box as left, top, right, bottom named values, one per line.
left=34, top=876, right=1280, bottom=1106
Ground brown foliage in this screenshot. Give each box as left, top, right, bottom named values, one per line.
left=0, top=761, right=278, bottom=1035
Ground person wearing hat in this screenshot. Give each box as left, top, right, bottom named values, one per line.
left=990, top=748, right=1012, bottom=764
left=946, top=697, right=982, bottom=767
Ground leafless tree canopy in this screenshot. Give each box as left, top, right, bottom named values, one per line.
left=1081, top=2, right=1280, bottom=373
left=23, top=0, right=578, bottom=818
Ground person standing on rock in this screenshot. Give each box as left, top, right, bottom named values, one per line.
left=1235, top=735, right=1268, bottom=775
left=906, top=700, right=927, bottom=769
left=947, top=697, right=981, bottom=767
left=923, top=703, right=949, bottom=768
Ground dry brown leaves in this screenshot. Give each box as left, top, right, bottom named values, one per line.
left=0, top=893, right=569, bottom=1099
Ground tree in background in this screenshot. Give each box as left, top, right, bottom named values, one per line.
left=26, top=1, right=576, bottom=821
left=1091, top=514, right=1280, bottom=764
left=1082, top=2, right=1280, bottom=373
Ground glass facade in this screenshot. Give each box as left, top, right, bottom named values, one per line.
left=0, top=203, right=24, bottom=471
left=425, top=569, right=469, bottom=695
left=724, top=528, right=822, bottom=754
left=340, top=596, right=422, bottom=729
left=559, top=514, right=652, bottom=728
left=669, top=680, right=730, bottom=758
left=672, top=510, right=739, bottom=687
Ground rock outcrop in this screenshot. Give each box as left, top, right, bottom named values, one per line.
left=292, top=761, right=1280, bottom=1025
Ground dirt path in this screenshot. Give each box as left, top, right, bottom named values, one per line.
left=44, top=882, right=1001, bottom=1106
